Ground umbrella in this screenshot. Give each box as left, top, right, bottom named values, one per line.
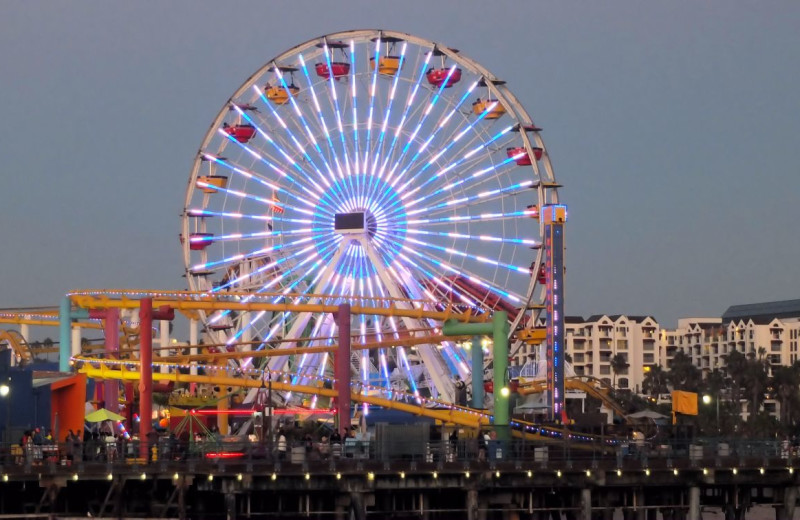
left=85, top=408, right=125, bottom=423
left=628, top=410, right=669, bottom=421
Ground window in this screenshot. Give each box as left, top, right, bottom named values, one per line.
left=618, top=378, right=629, bottom=389
left=599, top=365, right=611, bottom=375
left=617, top=339, right=628, bottom=351
left=644, top=353, right=655, bottom=363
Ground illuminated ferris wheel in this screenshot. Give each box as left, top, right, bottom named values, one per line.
left=181, top=29, right=559, bottom=402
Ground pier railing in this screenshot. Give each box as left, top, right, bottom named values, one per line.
left=0, top=437, right=793, bottom=475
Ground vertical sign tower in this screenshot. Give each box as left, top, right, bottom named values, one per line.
left=544, top=204, right=567, bottom=423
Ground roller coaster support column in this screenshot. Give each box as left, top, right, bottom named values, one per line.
left=59, top=296, right=88, bottom=372
left=443, top=311, right=510, bottom=441
left=87, top=308, right=120, bottom=412
left=471, top=336, right=484, bottom=409
left=335, top=304, right=351, bottom=434
left=138, top=298, right=174, bottom=460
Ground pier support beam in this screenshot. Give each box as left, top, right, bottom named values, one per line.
left=775, top=486, right=797, bottom=520
left=688, top=486, right=700, bottom=520
left=468, top=489, right=479, bottom=520
left=580, top=488, right=591, bottom=520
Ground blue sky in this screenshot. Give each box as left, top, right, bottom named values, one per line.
left=1, top=1, right=798, bottom=328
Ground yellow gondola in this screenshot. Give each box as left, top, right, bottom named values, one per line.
left=197, top=175, right=228, bottom=194
left=369, top=55, right=401, bottom=76
left=265, top=84, right=299, bottom=106
left=472, top=98, right=506, bottom=120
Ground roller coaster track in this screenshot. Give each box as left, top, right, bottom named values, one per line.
left=0, top=329, right=33, bottom=364
left=518, top=375, right=629, bottom=422
left=67, top=290, right=490, bottom=324
left=74, top=356, right=616, bottom=449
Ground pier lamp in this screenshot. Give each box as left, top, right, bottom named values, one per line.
left=702, top=394, right=720, bottom=433
left=0, top=379, right=10, bottom=444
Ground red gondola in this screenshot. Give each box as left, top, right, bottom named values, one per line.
left=315, top=62, right=350, bottom=79
left=537, top=264, right=547, bottom=285
left=426, top=68, right=462, bottom=88
left=222, top=123, right=257, bottom=144
left=506, top=147, right=543, bottom=166
left=188, top=232, right=214, bottom=251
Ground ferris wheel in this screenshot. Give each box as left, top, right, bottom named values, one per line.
left=181, top=29, right=560, bottom=403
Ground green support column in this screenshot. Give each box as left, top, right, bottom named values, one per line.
left=471, top=335, right=484, bottom=409
left=59, top=296, right=88, bottom=372
left=443, top=311, right=509, bottom=441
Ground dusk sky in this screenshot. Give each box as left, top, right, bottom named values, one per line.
left=1, top=2, right=798, bottom=329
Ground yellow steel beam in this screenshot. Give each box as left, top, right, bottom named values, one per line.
left=75, top=358, right=607, bottom=447
left=68, top=291, right=488, bottom=323
left=153, top=333, right=471, bottom=364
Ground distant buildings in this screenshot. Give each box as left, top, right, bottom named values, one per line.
left=512, top=299, right=800, bottom=397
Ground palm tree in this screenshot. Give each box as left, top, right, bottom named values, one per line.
left=642, top=364, right=669, bottom=396
left=742, top=350, right=769, bottom=419
left=668, top=350, right=701, bottom=392
left=610, top=353, right=629, bottom=389
left=771, top=363, right=800, bottom=426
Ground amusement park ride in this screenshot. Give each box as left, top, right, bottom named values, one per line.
left=0, top=29, right=615, bottom=447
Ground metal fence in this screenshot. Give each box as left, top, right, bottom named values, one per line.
left=0, top=436, right=793, bottom=472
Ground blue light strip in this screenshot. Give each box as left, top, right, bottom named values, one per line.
left=394, top=124, right=514, bottom=204
left=297, top=54, right=344, bottom=185
left=370, top=271, right=419, bottom=397
left=190, top=234, right=317, bottom=272
left=375, top=52, right=432, bottom=179
left=407, top=209, right=536, bottom=225
left=384, top=72, right=473, bottom=186
left=199, top=154, right=328, bottom=218
left=406, top=180, right=534, bottom=217
left=369, top=41, right=407, bottom=178
left=229, top=103, right=338, bottom=207
left=206, top=233, right=340, bottom=338
left=404, top=228, right=539, bottom=248
left=374, top=243, right=466, bottom=375
left=320, top=44, right=351, bottom=178
left=402, top=155, right=519, bottom=210
left=392, top=241, right=524, bottom=304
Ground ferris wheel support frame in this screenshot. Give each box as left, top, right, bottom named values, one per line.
left=443, top=311, right=510, bottom=441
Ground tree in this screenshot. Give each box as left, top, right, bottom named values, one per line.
left=771, top=363, right=800, bottom=426
left=668, top=350, right=701, bottom=392
left=742, top=349, right=769, bottom=419
left=642, top=364, right=669, bottom=396
left=610, top=353, right=629, bottom=389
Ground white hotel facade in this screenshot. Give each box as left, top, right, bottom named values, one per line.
left=511, top=299, right=800, bottom=395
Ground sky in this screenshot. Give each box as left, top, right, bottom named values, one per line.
left=1, top=1, right=798, bottom=330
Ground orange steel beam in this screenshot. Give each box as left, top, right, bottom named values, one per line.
left=75, top=358, right=609, bottom=448
left=67, top=291, right=487, bottom=323
left=0, top=317, right=103, bottom=329
left=150, top=333, right=471, bottom=364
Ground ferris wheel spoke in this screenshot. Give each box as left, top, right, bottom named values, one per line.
left=384, top=76, right=478, bottom=188
left=405, top=228, right=539, bottom=249
left=230, top=103, right=345, bottom=206
left=207, top=235, right=341, bottom=340
left=407, top=208, right=536, bottom=226
left=375, top=52, right=432, bottom=180
left=368, top=41, right=407, bottom=178
left=392, top=123, right=515, bottom=208
left=188, top=232, right=318, bottom=273
left=210, top=235, right=338, bottom=294
left=273, top=57, right=341, bottom=187
left=199, top=154, right=325, bottom=217
left=404, top=172, right=527, bottom=219
left=405, top=180, right=534, bottom=221
left=391, top=239, right=527, bottom=305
